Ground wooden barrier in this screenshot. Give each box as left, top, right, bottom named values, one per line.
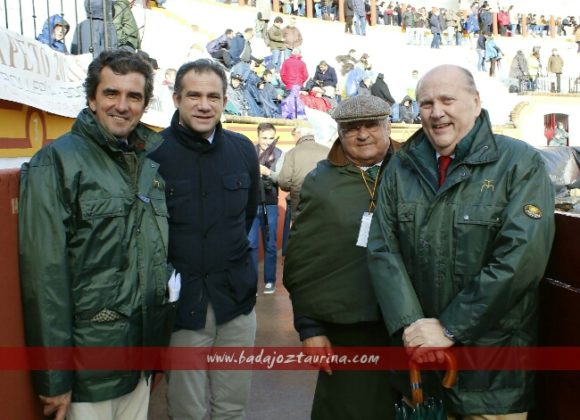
left=0, top=169, right=44, bottom=419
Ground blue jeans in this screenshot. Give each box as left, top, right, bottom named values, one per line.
left=270, top=49, right=283, bottom=71
left=430, top=32, right=441, bottom=48
left=249, top=205, right=278, bottom=285
left=354, top=15, right=366, bottom=35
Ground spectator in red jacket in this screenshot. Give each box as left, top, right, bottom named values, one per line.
left=280, top=48, right=309, bottom=89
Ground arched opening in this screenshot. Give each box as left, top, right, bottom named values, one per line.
left=544, top=113, right=569, bottom=146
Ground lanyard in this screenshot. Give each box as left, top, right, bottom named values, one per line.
left=359, top=167, right=380, bottom=213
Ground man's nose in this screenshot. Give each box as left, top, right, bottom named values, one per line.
left=116, top=95, right=129, bottom=112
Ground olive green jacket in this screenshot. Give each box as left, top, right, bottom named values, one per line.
left=368, top=110, right=555, bottom=414
left=19, top=109, right=173, bottom=402
left=283, top=139, right=393, bottom=324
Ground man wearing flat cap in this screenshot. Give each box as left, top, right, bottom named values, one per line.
left=283, top=95, right=397, bottom=420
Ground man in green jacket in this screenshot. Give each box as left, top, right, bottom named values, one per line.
left=19, top=50, right=173, bottom=420
left=113, top=0, right=141, bottom=51
left=283, top=95, right=396, bottom=420
left=368, top=65, right=556, bottom=418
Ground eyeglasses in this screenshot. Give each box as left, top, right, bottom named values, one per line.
left=339, top=120, right=386, bottom=137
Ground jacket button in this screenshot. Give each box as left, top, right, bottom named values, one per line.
left=202, top=191, right=208, bottom=197
left=464, top=215, right=470, bottom=221
left=190, top=311, right=195, bottom=316
left=237, top=181, right=242, bottom=187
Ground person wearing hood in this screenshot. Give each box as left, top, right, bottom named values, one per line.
left=370, top=73, right=395, bottom=106
left=37, top=14, right=70, bottom=54
left=357, top=77, right=372, bottom=96
left=71, top=0, right=118, bottom=56
left=509, top=50, right=530, bottom=92
left=397, top=95, right=417, bottom=123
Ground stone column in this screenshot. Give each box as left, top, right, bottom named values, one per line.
left=492, top=12, right=498, bottom=35
left=550, top=15, right=556, bottom=38
left=306, top=0, right=313, bottom=18
left=521, top=14, right=527, bottom=36
left=370, top=0, right=376, bottom=26
left=339, top=0, right=345, bottom=23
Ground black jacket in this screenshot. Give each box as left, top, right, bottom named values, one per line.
left=149, top=112, right=260, bottom=329
left=370, top=74, right=396, bottom=105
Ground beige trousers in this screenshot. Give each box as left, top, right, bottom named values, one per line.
left=67, top=376, right=150, bottom=420
left=448, top=413, right=527, bottom=420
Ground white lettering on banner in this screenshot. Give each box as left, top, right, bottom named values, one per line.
left=0, top=26, right=173, bottom=126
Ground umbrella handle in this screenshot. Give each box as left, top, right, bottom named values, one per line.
left=409, top=350, right=458, bottom=405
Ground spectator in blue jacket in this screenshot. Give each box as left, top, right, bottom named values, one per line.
left=313, top=61, right=338, bottom=89
left=37, top=14, right=70, bottom=54
left=206, top=29, right=234, bottom=68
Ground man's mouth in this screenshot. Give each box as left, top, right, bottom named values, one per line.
left=433, top=123, right=451, bottom=129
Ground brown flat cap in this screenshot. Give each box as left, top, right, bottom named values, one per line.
left=331, top=95, right=391, bottom=123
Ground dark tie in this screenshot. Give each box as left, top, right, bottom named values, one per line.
left=438, top=156, right=453, bottom=187
left=366, top=165, right=380, bottom=180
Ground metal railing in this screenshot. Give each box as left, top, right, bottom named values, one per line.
left=509, top=76, right=580, bottom=95
left=1, top=0, right=117, bottom=57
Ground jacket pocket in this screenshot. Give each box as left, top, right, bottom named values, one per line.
left=396, top=203, right=416, bottom=271
left=223, top=173, right=251, bottom=218
left=165, top=180, right=195, bottom=224
left=77, top=196, right=131, bottom=271
left=454, top=205, right=502, bottom=276
left=227, top=252, right=257, bottom=304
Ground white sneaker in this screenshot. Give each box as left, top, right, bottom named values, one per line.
left=263, top=283, right=275, bottom=294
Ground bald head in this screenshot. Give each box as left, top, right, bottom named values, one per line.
left=415, top=65, right=481, bottom=156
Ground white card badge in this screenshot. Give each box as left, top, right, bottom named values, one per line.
left=356, top=212, right=373, bottom=248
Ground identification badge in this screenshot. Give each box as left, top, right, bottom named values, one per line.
left=356, top=212, right=373, bottom=248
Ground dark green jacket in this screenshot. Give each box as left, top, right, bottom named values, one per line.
left=368, top=111, right=555, bottom=414
left=19, top=109, right=173, bottom=402
left=113, top=0, right=141, bottom=50
left=283, top=139, right=392, bottom=324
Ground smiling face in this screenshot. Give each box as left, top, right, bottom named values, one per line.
left=88, top=66, right=146, bottom=139
left=417, top=66, right=481, bottom=156
left=173, top=69, right=227, bottom=138
left=338, top=119, right=391, bottom=166
left=258, top=129, right=277, bottom=152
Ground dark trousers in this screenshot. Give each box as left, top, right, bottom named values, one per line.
left=311, top=321, right=396, bottom=420
left=345, top=16, right=353, bottom=33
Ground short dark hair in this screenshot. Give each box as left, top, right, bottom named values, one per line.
left=174, top=59, right=228, bottom=96
left=84, top=49, right=155, bottom=107
left=274, top=16, right=283, bottom=23
left=225, top=28, right=234, bottom=35
left=257, top=122, right=276, bottom=134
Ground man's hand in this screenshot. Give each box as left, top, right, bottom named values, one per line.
left=403, top=318, right=454, bottom=364
left=259, top=165, right=271, bottom=176
left=303, top=335, right=334, bottom=375
left=39, top=391, right=71, bottom=420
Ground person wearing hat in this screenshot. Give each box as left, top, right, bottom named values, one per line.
left=283, top=95, right=398, bottom=420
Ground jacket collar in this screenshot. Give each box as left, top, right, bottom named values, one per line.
left=169, top=109, right=221, bottom=153
left=401, top=109, right=499, bottom=166
left=296, top=134, right=316, bottom=146
left=73, top=108, right=162, bottom=155
left=327, top=136, right=396, bottom=169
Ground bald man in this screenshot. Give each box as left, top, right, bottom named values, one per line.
left=368, top=65, right=555, bottom=419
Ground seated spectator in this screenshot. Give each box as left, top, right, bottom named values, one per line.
left=226, top=74, right=250, bottom=116
left=299, top=86, right=333, bottom=112
left=259, top=70, right=283, bottom=118
left=313, top=60, right=338, bottom=89
left=230, top=28, right=255, bottom=66
left=281, top=85, right=306, bottom=119
left=280, top=48, right=309, bottom=89
left=509, top=50, right=530, bottom=92
left=335, top=48, right=358, bottom=75
left=37, top=14, right=70, bottom=53
left=113, top=0, right=141, bottom=51
left=370, top=73, right=395, bottom=106
left=397, top=95, right=419, bottom=123
left=206, top=29, right=234, bottom=68
left=357, top=77, right=372, bottom=96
